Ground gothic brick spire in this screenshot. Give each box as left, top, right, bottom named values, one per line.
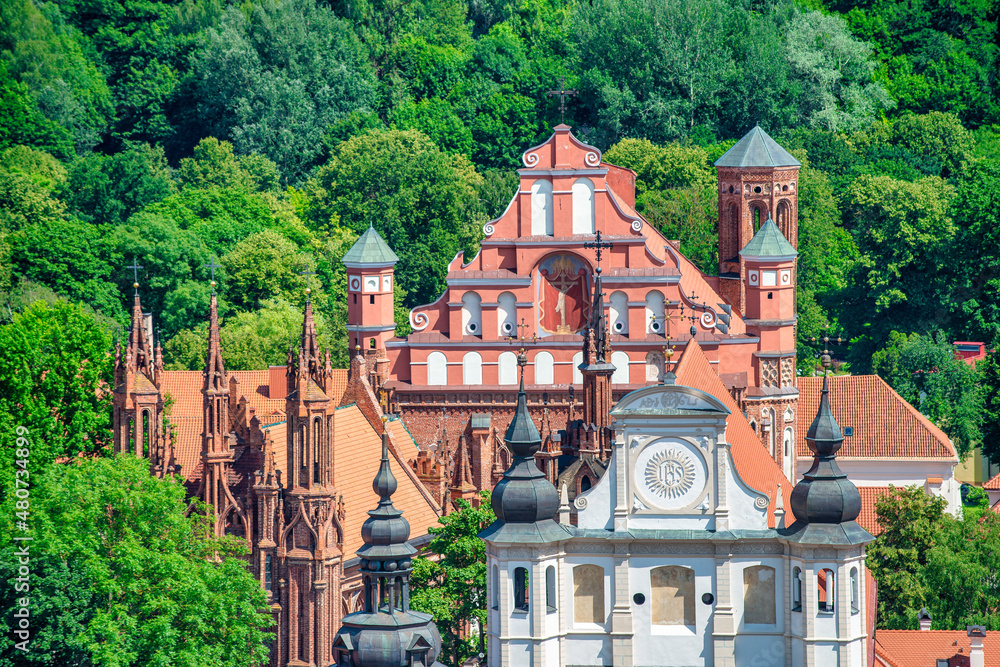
left=298, top=294, right=322, bottom=382
left=204, top=291, right=227, bottom=393
left=126, top=292, right=153, bottom=379
left=578, top=250, right=615, bottom=460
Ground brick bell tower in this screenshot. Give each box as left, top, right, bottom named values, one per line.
left=714, top=126, right=800, bottom=315
left=343, top=224, right=399, bottom=406
left=714, top=127, right=801, bottom=479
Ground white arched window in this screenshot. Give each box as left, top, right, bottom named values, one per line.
left=572, top=178, right=595, bottom=235
left=792, top=567, right=802, bottom=612
left=546, top=565, right=557, bottom=612
left=610, top=291, right=629, bottom=335
left=573, top=351, right=583, bottom=385
left=850, top=567, right=859, bottom=614
left=427, top=351, right=447, bottom=385
left=818, top=568, right=835, bottom=613
left=498, top=351, right=517, bottom=385
left=463, top=352, right=482, bottom=385
left=611, top=351, right=630, bottom=384
left=461, top=292, right=482, bottom=336
left=535, top=351, right=554, bottom=385
left=645, top=291, right=665, bottom=334
left=531, top=180, right=554, bottom=236
left=497, top=292, right=517, bottom=337
left=783, top=427, right=795, bottom=481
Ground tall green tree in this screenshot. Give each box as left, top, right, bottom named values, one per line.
left=0, top=300, right=112, bottom=499
left=868, top=485, right=1000, bottom=630
left=164, top=298, right=334, bottom=370
left=189, top=0, right=379, bottom=183
left=0, top=455, right=273, bottom=666
left=784, top=10, right=893, bottom=132
left=842, top=174, right=956, bottom=343
left=411, top=494, right=494, bottom=667
left=306, top=129, right=483, bottom=306
left=871, top=331, right=982, bottom=457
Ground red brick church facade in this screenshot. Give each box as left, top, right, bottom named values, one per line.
left=109, top=124, right=806, bottom=667
left=352, top=125, right=803, bottom=497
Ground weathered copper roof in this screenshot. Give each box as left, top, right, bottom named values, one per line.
left=343, top=225, right=399, bottom=265
left=714, top=126, right=800, bottom=168
left=739, top=218, right=796, bottom=258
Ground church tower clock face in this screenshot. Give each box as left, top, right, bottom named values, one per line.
left=633, top=438, right=708, bottom=511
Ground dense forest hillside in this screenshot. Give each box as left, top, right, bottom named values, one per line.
left=2, top=0, right=1000, bottom=451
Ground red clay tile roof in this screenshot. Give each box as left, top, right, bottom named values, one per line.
left=875, top=630, right=1000, bottom=667
left=985, top=472, right=1000, bottom=490
left=262, top=408, right=440, bottom=557
left=857, top=487, right=892, bottom=535
left=797, top=375, right=956, bottom=460
left=673, top=340, right=791, bottom=526
left=161, top=369, right=349, bottom=482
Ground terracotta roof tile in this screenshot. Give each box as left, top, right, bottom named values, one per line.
left=797, top=376, right=956, bottom=460
left=261, top=408, right=440, bottom=557
left=875, top=630, right=1000, bottom=667
left=331, top=406, right=441, bottom=557
left=985, top=472, right=1000, bottom=490
left=161, top=369, right=349, bottom=484
left=856, top=487, right=892, bottom=536
left=673, top=340, right=791, bottom=526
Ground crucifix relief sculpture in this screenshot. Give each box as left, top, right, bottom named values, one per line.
left=538, top=254, right=590, bottom=334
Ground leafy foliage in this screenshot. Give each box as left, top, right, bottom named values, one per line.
left=0, top=455, right=272, bottom=665
left=0, top=300, right=112, bottom=500
left=411, top=494, right=494, bottom=667
left=868, top=485, right=1000, bottom=630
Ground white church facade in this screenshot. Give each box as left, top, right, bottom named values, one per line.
left=480, top=364, right=873, bottom=667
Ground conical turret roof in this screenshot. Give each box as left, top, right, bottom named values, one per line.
left=714, top=126, right=800, bottom=168
left=343, top=225, right=399, bottom=266
left=739, top=217, right=797, bottom=259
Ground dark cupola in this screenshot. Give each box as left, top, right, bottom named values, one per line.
left=331, top=420, right=445, bottom=667
left=479, top=354, right=572, bottom=543
left=783, top=375, right=872, bottom=545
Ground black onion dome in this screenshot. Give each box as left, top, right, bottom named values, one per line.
left=491, top=369, right=559, bottom=523
left=789, top=375, right=862, bottom=525
left=358, top=428, right=416, bottom=563
left=504, top=367, right=542, bottom=457
left=333, top=422, right=445, bottom=667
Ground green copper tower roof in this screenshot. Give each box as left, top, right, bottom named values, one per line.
left=714, top=126, right=800, bottom=168
left=739, top=218, right=797, bottom=259
left=343, top=225, right=399, bottom=266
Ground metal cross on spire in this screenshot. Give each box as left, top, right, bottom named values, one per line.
left=126, top=256, right=143, bottom=296
left=203, top=257, right=222, bottom=293
left=583, top=230, right=613, bottom=274
left=547, top=77, right=578, bottom=124
left=506, top=317, right=537, bottom=365
left=299, top=266, right=316, bottom=299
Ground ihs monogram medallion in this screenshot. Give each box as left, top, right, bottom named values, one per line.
left=644, top=449, right=695, bottom=499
